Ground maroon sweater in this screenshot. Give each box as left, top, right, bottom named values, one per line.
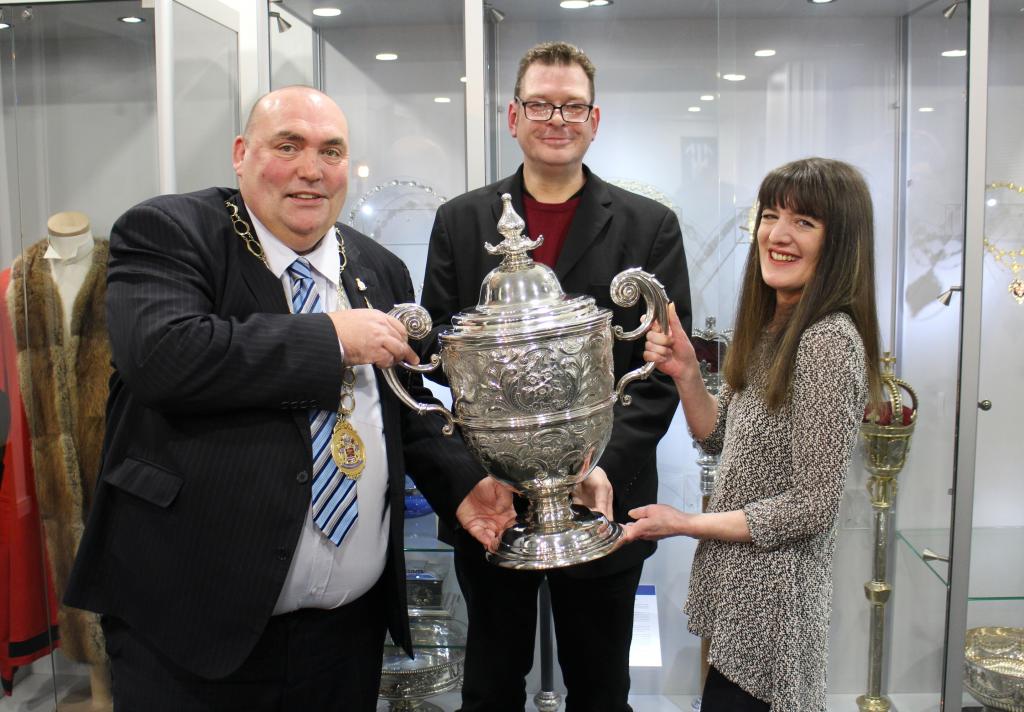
left=523, top=192, right=582, bottom=268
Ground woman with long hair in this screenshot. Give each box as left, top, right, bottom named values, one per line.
left=622, top=157, right=882, bottom=711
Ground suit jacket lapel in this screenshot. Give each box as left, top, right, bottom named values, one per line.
left=342, top=231, right=402, bottom=498
left=336, top=226, right=386, bottom=311
left=226, top=194, right=290, bottom=314
left=554, top=169, right=612, bottom=281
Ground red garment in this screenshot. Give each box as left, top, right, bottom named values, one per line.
left=0, top=267, right=60, bottom=695
left=523, top=193, right=581, bottom=268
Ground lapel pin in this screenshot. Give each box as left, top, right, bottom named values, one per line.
left=355, top=277, right=368, bottom=292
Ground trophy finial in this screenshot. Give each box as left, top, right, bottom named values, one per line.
left=497, top=193, right=526, bottom=241
left=485, top=193, right=544, bottom=268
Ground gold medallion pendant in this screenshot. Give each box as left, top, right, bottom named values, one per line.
left=331, top=418, right=366, bottom=480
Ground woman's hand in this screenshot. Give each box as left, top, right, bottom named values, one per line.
left=620, top=504, right=696, bottom=542
left=644, top=302, right=698, bottom=381
left=573, top=466, right=613, bottom=521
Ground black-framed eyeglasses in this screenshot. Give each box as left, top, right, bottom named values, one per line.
left=515, top=97, right=594, bottom=123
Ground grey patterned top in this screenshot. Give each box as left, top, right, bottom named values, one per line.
left=687, top=312, right=867, bottom=711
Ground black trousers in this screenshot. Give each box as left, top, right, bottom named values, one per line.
left=701, top=665, right=770, bottom=712
left=101, top=583, right=387, bottom=712
left=454, top=534, right=644, bottom=712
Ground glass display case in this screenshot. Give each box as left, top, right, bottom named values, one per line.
left=0, top=0, right=1018, bottom=709
left=0, top=1, right=244, bottom=709
left=0, top=4, right=158, bottom=708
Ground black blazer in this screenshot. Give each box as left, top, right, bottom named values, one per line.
left=420, top=166, right=692, bottom=577
left=65, top=187, right=484, bottom=678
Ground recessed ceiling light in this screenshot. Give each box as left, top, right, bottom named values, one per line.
left=723, top=74, right=746, bottom=82
left=118, top=16, right=145, bottom=23
left=356, top=164, right=370, bottom=178
left=941, top=49, right=967, bottom=57
left=560, top=0, right=590, bottom=8
left=589, top=0, right=613, bottom=5
left=312, top=7, right=342, bottom=17
left=918, top=107, right=935, bottom=112
left=375, top=53, right=398, bottom=61
left=360, top=205, right=373, bottom=216
left=0, top=22, right=9, bottom=30
left=986, top=198, right=998, bottom=207
left=754, top=49, right=776, bottom=57
left=434, top=97, right=452, bottom=103
left=688, top=107, right=701, bottom=112
left=808, top=0, right=836, bottom=4
left=460, top=76, right=467, bottom=83
left=700, top=94, right=715, bottom=101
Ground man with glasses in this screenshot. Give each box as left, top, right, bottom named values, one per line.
left=420, top=42, right=692, bottom=712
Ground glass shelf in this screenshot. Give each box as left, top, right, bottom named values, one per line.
left=897, top=527, right=1024, bottom=601
left=403, top=512, right=453, bottom=553
left=384, top=614, right=467, bottom=651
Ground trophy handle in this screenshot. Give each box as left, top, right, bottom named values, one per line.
left=610, top=268, right=670, bottom=406
left=382, top=304, right=457, bottom=436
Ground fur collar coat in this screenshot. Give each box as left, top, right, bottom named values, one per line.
left=8, top=238, right=111, bottom=665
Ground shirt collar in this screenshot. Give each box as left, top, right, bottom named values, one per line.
left=43, top=234, right=95, bottom=264
left=246, top=205, right=340, bottom=289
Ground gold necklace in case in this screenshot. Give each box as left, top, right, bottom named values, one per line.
left=983, top=182, right=1024, bottom=305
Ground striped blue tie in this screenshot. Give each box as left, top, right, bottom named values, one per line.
left=287, top=258, right=358, bottom=546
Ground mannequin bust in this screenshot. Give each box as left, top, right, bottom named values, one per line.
left=38, top=211, right=112, bottom=711
left=44, top=211, right=96, bottom=338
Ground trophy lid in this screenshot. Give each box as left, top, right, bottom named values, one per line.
left=446, top=194, right=603, bottom=336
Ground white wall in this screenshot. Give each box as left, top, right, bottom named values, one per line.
left=171, top=1, right=240, bottom=193
left=0, top=20, right=159, bottom=261
left=975, top=16, right=1024, bottom=527
left=320, top=21, right=467, bottom=300
left=269, top=5, right=315, bottom=90
left=0, top=0, right=251, bottom=260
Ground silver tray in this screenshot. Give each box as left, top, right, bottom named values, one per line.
left=379, top=647, right=464, bottom=700
left=965, top=627, right=1024, bottom=711
left=380, top=618, right=467, bottom=702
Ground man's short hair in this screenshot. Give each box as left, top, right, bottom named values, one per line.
left=513, top=42, right=596, bottom=103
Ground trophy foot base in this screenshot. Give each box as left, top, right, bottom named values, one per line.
left=381, top=702, right=443, bottom=712
left=856, top=694, right=892, bottom=712
left=486, top=508, right=622, bottom=570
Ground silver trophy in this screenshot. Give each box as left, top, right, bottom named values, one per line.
left=383, top=194, right=669, bottom=569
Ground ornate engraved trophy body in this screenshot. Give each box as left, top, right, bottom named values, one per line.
left=383, top=194, right=669, bottom=569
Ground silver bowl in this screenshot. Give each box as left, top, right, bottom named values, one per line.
left=965, top=627, right=1024, bottom=711
left=383, top=194, right=668, bottom=569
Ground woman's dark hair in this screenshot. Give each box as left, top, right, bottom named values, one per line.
left=724, top=157, right=882, bottom=409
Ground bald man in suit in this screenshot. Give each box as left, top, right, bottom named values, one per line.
left=66, top=86, right=514, bottom=712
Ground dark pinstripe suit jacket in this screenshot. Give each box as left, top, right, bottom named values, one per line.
left=65, top=187, right=484, bottom=678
